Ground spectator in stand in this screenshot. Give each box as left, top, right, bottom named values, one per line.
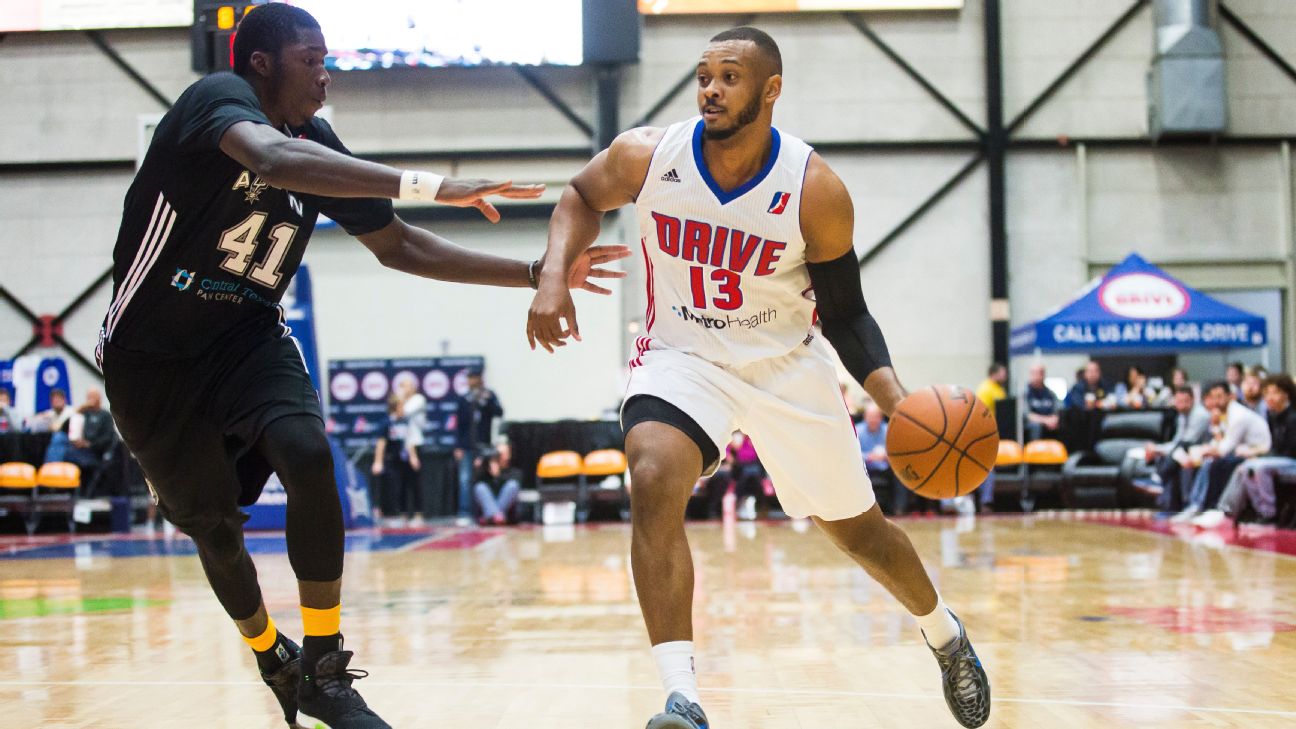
left=29, top=387, right=74, bottom=434
left=1192, top=374, right=1296, bottom=528
left=1169, top=367, right=1189, bottom=390
left=34, top=388, right=78, bottom=462
left=1064, top=360, right=1115, bottom=410
left=699, top=432, right=766, bottom=520
left=0, top=388, right=18, bottom=433
left=975, top=363, right=1008, bottom=412
left=1239, top=367, right=1268, bottom=417
left=455, top=367, right=503, bottom=519
left=728, top=433, right=766, bottom=520
left=372, top=393, right=422, bottom=527
left=1147, top=385, right=1211, bottom=512
left=1170, top=380, right=1271, bottom=523
left=1226, top=361, right=1245, bottom=399
left=1119, top=366, right=1169, bottom=409
left=65, top=388, right=119, bottom=495
left=1023, top=364, right=1060, bottom=442
left=473, top=441, right=522, bottom=525
left=856, top=402, right=915, bottom=515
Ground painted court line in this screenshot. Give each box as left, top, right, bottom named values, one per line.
left=1, top=679, right=1292, bottom=718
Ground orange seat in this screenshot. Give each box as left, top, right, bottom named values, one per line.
left=0, top=462, right=37, bottom=489
left=36, top=462, right=80, bottom=489
left=1023, top=440, right=1068, bottom=466
left=536, top=451, right=583, bottom=479
left=581, top=449, right=627, bottom=477
left=995, top=441, right=1023, bottom=467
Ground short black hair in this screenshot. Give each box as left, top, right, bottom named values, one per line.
left=1204, top=380, right=1230, bottom=397
left=988, top=362, right=1006, bottom=376
left=1173, top=385, right=1194, bottom=397
left=709, top=26, right=782, bottom=76
left=50, top=387, right=66, bottom=400
left=1262, top=373, right=1296, bottom=404
left=232, top=3, right=321, bottom=76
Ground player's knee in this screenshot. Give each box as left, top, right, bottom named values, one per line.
left=264, top=420, right=335, bottom=495
left=630, top=458, right=685, bottom=501
left=193, top=517, right=248, bottom=567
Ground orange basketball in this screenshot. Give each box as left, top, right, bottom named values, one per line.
left=885, top=385, right=999, bottom=499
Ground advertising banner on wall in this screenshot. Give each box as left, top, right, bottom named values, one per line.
left=327, top=356, right=486, bottom=450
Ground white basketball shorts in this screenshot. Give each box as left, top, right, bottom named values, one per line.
left=623, top=337, right=875, bottom=521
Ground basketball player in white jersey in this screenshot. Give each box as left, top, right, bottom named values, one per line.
left=526, top=28, right=990, bottom=729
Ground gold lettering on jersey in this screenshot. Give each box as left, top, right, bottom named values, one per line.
left=232, top=170, right=270, bottom=204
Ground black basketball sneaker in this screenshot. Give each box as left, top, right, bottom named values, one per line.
left=260, top=638, right=302, bottom=728
left=646, top=691, right=710, bottom=729
left=925, top=613, right=991, bottom=728
left=296, top=649, right=391, bottom=729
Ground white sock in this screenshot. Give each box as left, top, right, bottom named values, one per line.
left=915, top=597, right=961, bottom=650
left=651, top=641, right=699, bottom=704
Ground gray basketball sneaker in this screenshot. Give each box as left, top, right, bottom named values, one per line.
left=924, top=613, right=991, bottom=728
left=646, top=691, right=709, bottom=729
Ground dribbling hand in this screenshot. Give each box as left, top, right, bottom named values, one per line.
left=527, top=245, right=631, bottom=353
left=434, top=179, right=545, bottom=223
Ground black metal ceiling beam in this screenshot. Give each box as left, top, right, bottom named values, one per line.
left=857, top=152, right=985, bottom=269
left=842, top=12, right=986, bottom=140
left=513, top=66, right=594, bottom=139
left=1219, top=2, right=1296, bottom=87
left=84, top=30, right=172, bottom=110
left=1006, top=0, right=1148, bottom=135
left=0, top=159, right=135, bottom=174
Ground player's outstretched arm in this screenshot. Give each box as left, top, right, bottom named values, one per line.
left=801, top=153, right=908, bottom=416
left=219, top=121, right=542, bottom=220
left=528, top=127, right=660, bottom=353
left=356, top=217, right=629, bottom=289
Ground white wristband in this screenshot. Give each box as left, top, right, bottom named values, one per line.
left=399, top=170, right=444, bottom=201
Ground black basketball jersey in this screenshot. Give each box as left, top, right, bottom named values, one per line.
left=99, top=72, right=393, bottom=361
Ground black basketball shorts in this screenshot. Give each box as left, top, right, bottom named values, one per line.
left=102, top=335, right=323, bottom=535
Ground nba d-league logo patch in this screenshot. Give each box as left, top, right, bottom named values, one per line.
left=767, top=191, right=790, bottom=214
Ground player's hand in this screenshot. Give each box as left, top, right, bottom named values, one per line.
left=567, top=245, right=630, bottom=294
left=435, top=179, right=545, bottom=223
left=371, top=462, right=384, bottom=475
left=527, top=283, right=579, bottom=353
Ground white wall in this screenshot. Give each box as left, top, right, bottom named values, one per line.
left=3, top=1, right=1296, bottom=417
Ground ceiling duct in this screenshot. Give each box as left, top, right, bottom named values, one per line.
left=1147, top=0, right=1227, bottom=138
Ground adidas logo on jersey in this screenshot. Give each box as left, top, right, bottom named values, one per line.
left=660, top=168, right=681, bottom=183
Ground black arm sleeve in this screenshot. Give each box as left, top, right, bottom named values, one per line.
left=806, top=250, right=892, bottom=384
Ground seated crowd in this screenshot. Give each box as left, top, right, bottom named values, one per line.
left=0, top=386, right=120, bottom=495
left=979, top=357, right=1296, bottom=527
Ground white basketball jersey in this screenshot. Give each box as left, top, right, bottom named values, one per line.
left=633, top=117, right=817, bottom=368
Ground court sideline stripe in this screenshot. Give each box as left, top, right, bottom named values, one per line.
left=2, top=679, right=1293, bottom=718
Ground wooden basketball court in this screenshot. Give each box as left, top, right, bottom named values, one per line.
left=2, top=513, right=1294, bottom=728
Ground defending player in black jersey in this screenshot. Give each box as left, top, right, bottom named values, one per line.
left=98, top=5, right=627, bottom=727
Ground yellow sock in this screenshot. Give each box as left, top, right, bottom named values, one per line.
left=301, top=604, right=341, bottom=637
left=242, top=617, right=279, bottom=653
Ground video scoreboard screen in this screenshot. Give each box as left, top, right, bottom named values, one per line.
left=0, top=0, right=192, bottom=32
left=638, top=0, right=962, bottom=13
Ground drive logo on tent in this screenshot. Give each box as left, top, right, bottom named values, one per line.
left=1099, top=273, right=1189, bottom=318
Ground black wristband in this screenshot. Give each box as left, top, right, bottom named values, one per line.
left=527, top=260, right=540, bottom=290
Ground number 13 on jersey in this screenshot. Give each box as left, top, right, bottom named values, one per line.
left=689, top=266, right=744, bottom=311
